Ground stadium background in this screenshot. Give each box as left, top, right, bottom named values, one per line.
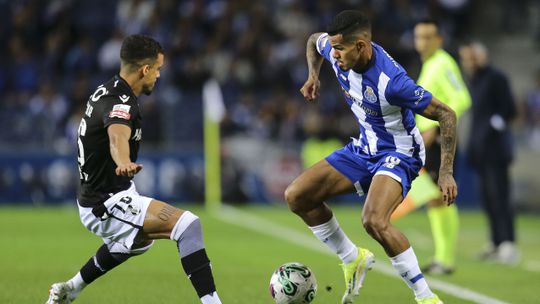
left=1, top=1, right=540, bottom=303
left=1, top=0, right=539, bottom=208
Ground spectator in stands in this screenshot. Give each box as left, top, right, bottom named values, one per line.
left=28, top=80, right=69, bottom=147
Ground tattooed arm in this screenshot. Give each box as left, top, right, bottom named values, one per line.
left=300, top=33, right=325, bottom=101
left=419, top=97, right=458, bottom=204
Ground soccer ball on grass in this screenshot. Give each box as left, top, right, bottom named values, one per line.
left=269, top=262, right=317, bottom=304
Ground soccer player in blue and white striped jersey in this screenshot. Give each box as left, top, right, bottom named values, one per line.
left=285, top=10, right=457, bottom=304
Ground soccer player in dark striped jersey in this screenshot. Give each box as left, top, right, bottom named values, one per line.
left=46, top=35, right=222, bottom=304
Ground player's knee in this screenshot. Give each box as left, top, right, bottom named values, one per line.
left=284, top=184, right=306, bottom=214
left=362, top=215, right=388, bottom=237
left=170, top=211, right=200, bottom=242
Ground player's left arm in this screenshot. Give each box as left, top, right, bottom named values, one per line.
left=419, top=97, right=458, bottom=205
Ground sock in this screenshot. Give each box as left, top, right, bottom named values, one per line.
left=67, top=272, right=87, bottom=293
left=181, top=249, right=218, bottom=300
left=428, top=204, right=459, bottom=267
left=172, top=212, right=220, bottom=301
left=79, top=244, right=130, bottom=285
left=201, top=292, right=222, bottom=304
left=176, top=215, right=206, bottom=257
left=390, top=247, right=433, bottom=299
left=309, top=216, right=358, bottom=264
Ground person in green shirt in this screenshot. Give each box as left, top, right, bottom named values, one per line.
left=391, top=19, right=471, bottom=275
left=301, top=110, right=343, bottom=169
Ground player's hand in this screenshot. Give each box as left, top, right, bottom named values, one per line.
left=438, top=172, right=457, bottom=205
left=300, top=75, right=321, bottom=101
left=115, top=163, right=143, bottom=177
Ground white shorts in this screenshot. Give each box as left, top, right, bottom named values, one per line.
left=78, top=182, right=154, bottom=254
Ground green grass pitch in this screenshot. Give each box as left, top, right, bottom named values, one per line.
left=1, top=205, right=538, bottom=303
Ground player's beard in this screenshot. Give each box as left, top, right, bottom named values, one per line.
left=142, top=83, right=154, bottom=96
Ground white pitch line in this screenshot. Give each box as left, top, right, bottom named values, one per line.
left=214, top=206, right=510, bottom=304
left=523, top=261, right=540, bottom=272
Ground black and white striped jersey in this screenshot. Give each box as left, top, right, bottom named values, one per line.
left=77, top=75, right=142, bottom=208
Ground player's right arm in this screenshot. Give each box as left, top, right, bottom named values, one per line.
left=300, top=32, right=326, bottom=101
left=107, top=124, right=142, bottom=177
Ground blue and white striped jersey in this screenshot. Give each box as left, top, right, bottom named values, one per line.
left=316, top=33, right=432, bottom=163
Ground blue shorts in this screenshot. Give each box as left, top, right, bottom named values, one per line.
left=325, top=142, right=423, bottom=198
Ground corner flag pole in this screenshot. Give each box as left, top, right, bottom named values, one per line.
left=202, top=78, right=225, bottom=211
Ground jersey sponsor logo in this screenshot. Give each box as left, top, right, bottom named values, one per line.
left=414, top=88, right=425, bottom=105
left=342, top=88, right=381, bottom=116
left=360, top=103, right=380, bottom=116
left=363, top=86, right=377, bottom=103
left=119, top=94, right=130, bottom=103
left=383, top=156, right=401, bottom=169
left=109, top=104, right=131, bottom=120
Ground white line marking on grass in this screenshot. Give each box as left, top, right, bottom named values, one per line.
left=214, top=206, right=510, bottom=304
left=523, top=261, right=540, bottom=272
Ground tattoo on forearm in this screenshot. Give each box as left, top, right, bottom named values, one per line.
left=434, top=103, right=457, bottom=174
left=307, top=33, right=323, bottom=76
left=158, top=205, right=177, bottom=221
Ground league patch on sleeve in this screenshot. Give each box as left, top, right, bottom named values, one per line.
left=109, top=104, right=131, bottom=120
left=414, top=88, right=425, bottom=105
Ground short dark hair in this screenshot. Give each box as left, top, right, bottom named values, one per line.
left=327, top=10, right=371, bottom=39
left=120, top=35, right=164, bottom=68
left=416, top=18, right=441, bottom=35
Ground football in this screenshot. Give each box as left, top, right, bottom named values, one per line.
left=269, top=262, right=317, bottom=304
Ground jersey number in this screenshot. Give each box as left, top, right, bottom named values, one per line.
left=77, top=118, right=88, bottom=181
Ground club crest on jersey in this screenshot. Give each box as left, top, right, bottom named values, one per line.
left=109, top=104, right=131, bottom=120
left=363, top=86, right=377, bottom=103
left=119, top=94, right=130, bottom=103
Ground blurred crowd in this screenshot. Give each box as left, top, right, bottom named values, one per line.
left=0, top=0, right=539, bottom=153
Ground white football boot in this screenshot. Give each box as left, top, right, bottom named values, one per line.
left=46, top=282, right=79, bottom=304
